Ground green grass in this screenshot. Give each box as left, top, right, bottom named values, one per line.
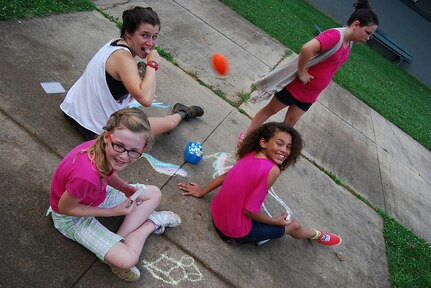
left=379, top=211, right=431, bottom=287
left=0, top=0, right=96, bottom=20
left=96, top=7, right=122, bottom=30
left=239, top=91, right=250, bottom=102
left=220, top=0, right=431, bottom=151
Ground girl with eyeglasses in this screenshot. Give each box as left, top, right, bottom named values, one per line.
left=49, top=108, right=181, bottom=282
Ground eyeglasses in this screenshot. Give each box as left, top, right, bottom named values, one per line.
left=107, top=134, right=143, bottom=158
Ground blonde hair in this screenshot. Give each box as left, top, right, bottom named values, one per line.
left=85, top=108, right=152, bottom=178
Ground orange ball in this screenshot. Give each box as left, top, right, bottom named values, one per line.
left=211, top=53, right=229, bottom=76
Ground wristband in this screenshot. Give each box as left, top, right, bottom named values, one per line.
left=147, top=60, right=159, bottom=71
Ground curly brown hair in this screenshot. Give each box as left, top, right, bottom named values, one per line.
left=237, top=122, right=304, bottom=171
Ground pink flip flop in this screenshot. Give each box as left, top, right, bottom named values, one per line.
left=237, top=131, right=244, bottom=148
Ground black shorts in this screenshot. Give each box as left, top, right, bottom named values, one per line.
left=63, top=113, right=98, bottom=141
left=274, top=89, right=312, bottom=112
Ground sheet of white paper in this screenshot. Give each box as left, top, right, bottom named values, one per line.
left=40, top=82, right=66, bottom=94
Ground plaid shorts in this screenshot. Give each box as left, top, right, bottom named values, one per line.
left=51, top=186, right=129, bottom=260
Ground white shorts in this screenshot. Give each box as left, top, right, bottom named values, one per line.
left=51, top=185, right=132, bottom=260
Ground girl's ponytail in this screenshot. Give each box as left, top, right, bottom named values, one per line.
left=347, top=0, right=379, bottom=27
left=354, top=0, right=371, bottom=10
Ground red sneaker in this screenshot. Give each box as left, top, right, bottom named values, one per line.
left=314, top=230, right=342, bottom=246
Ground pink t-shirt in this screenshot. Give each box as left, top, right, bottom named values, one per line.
left=50, top=140, right=115, bottom=213
left=210, top=153, right=276, bottom=238
left=287, top=28, right=351, bottom=103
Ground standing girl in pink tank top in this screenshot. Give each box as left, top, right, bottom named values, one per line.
left=239, top=0, right=379, bottom=146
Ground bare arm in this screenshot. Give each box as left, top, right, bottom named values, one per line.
left=244, top=166, right=291, bottom=226
left=297, top=38, right=321, bottom=84
left=178, top=173, right=226, bottom=198
left=106, top=173, right=136, bottom=198
left=106, top=49, right=161, bottom=107
left=244, top=209, right=290, bottom=226
left=57, top=190, right=135, bottom=217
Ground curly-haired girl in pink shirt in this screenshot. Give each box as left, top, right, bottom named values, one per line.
left=179, top=122, right=341, bottom=246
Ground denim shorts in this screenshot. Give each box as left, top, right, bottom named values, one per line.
left=213, top=220, right=285, bottom=245
left=274, top=88, right=312, bottom=112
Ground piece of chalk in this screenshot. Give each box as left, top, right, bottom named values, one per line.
left=130, top=186, right=147, bottom=201
left=285, top=211, right=292, bottom=221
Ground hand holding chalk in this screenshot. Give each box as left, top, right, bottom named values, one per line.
left=126, top=185, right=147, bottom=208
left=285, top=211, right=292, bottom=221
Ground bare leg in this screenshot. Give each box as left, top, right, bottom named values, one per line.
left=246, top=96, right=287, bottom=136
left=283, top=105, right=305, bottom=127
left=284, top=220, right=316, bottom=240
left=104, top=185, right=161, bottom=269
left=148, top=114, right=182, bottom=136
left=104, top=221, right=155, bottom=269
left=117, top=185, right=161, bottom=237
left=148, top=103, right=204, bottom=136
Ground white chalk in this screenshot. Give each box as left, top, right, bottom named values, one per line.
left=126, top=186, right=147, bottom=207
left=131, top=186, right=147, bottom=201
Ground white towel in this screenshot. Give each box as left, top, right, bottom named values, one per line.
left=250, top=27, right=347, bottom=104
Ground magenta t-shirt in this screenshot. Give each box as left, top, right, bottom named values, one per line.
left=287, top=28, right=351, bottom=103
left=50, top=140, right=114, bottom=213
left=210, top=153, right=276, bottom=238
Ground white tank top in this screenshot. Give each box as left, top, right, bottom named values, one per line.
left=60, top=40, right=133, bottom=134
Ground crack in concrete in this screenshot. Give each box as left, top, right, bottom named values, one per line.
left=172, top=0, right=270, bottom=67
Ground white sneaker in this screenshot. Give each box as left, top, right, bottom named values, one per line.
left=109, top=264, right=140, bottom=282
left=148, top=211, right=181, bottom=234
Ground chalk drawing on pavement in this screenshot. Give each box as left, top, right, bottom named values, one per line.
left=263, top=187, right=293, bottom=220
left=141, top=153, right=188, bottom=178
left=142, top=253, right=203, bottom=285
left=204, top=152, right=235, bottom=178
left=128, top=99, right=170, bottom=109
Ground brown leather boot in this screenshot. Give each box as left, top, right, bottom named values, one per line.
left=173, top=103, right=204, bottom=120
